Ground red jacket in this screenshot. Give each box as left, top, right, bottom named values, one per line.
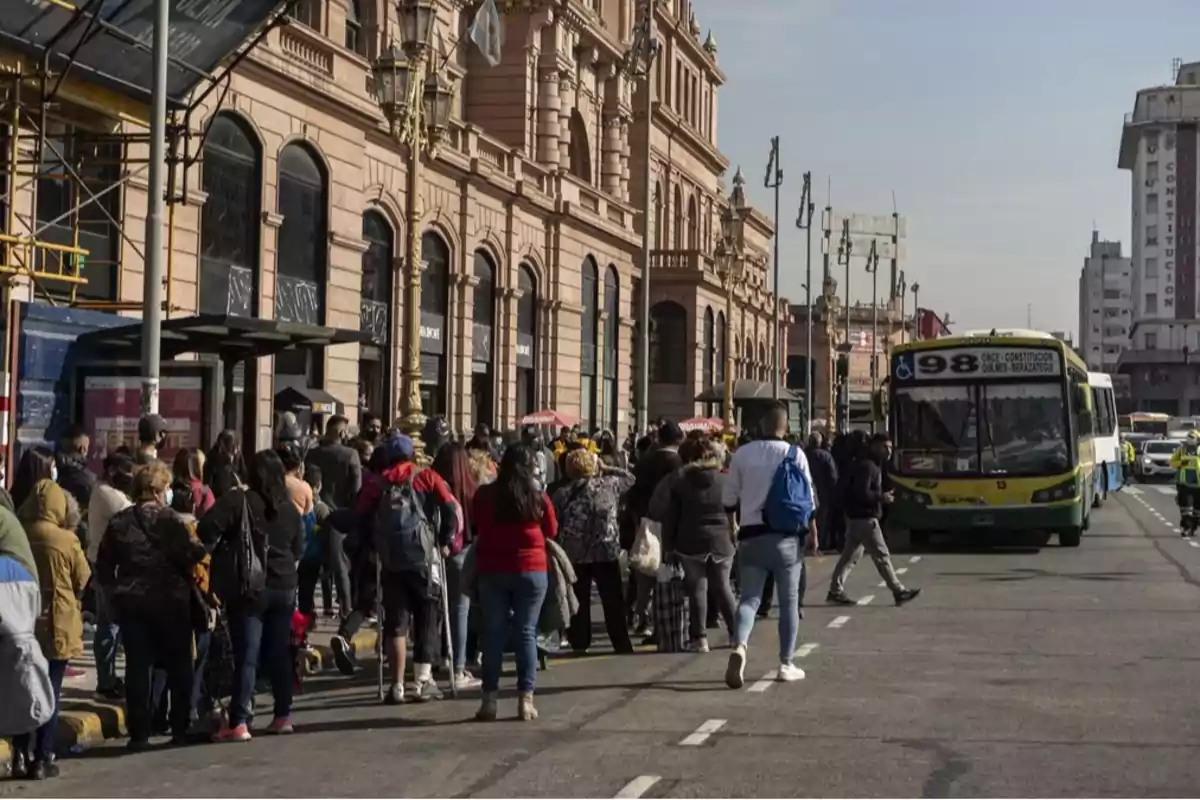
left=356, top=462, right=460, bottom=553
left=473, top=484, right=557, bottom=574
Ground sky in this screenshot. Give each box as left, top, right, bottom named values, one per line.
left=691, top=0, right=1200, bottom=340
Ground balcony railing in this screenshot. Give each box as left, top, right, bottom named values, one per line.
left=279, top=26, right=334, bottom=76
left=650, top=249, right=715, bottom=273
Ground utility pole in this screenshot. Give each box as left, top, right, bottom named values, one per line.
left=765, top=136, right=783, bottom=400
left=836, top=219, right=852, bottom=433
left=795, top=172, right=814, bottom=433
left=140, top=0, right=168, bottom=416
left=865, top=240, right=879, bottom=433
left=898, top=270, right=907, bottom=344
left=912, top=282, right=921, bottom=341
left=632, top=0, right=659, bottom=435
left=890, top=194, right=900, bottom=303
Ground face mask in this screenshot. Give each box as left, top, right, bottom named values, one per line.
left=164, top=488, right=174, bottom=508
left=50, top=465, right=58, bottom=482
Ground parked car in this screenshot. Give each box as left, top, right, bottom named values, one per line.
left=1136, top=439, right=1179, bottom=481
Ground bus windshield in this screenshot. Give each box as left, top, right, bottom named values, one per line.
left=894, top=382, right=1070, bottom=476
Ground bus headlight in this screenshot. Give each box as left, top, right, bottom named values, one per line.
left=1032, top=478, right=1079, bottom=503
left=894, top=487, right=932, bottom=506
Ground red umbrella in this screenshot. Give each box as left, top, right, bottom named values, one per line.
left=679, top=416, right=724, bottom=433
left=520, top=409, right=580, bottom=427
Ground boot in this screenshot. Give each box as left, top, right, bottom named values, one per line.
left=516, top=691, right=538, bottom=721
left=475, top=691, right=498, bottom=722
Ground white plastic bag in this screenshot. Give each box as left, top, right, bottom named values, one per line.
left=629, top=517, right=662, bottom=576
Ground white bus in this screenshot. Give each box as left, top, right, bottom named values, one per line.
left=1088, top=372, right=1122, bottom=505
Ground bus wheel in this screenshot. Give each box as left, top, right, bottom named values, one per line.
left=1059, top=527, right=1082, bottom=548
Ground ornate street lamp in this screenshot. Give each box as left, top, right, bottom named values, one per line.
left=717, top=167, right=748, bottom=435
left=371, top=0, right=456, bottom=462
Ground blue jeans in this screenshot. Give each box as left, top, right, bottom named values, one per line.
left=229, top=588, right=296, bottom=726
left=93, top=585, right=121, bottom=692
left=734, top=533, right=802, bottom=663
left=13, top=659, right=66, bottom=762
left=478, top=571, right=548, bottom=693
left=446, top=550, right=470, bottom=673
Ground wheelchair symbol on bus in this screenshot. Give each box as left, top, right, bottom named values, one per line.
left=894, top=354, right=914, bottom=381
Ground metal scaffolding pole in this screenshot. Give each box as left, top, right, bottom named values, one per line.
left=140, top=0, right=168, bottom=415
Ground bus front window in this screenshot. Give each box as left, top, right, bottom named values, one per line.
left=978, top=383, right=1069, bottom=475
left=894, top=385, right=979, bottom=474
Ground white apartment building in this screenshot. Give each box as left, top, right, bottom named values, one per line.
left=1077, top=232, right=1131, bottom=372
left=1118, top=60, right=1200, bottom=414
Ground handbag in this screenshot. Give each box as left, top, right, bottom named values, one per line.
left=629, top=517, right=662, bottom=576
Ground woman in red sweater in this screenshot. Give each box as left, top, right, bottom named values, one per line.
left=472, top=443, right=557, bottom=722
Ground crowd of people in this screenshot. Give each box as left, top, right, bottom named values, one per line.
left=0, top=404, right=920, bottom=781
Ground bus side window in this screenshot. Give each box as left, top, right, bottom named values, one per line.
left=1072, top=379, right=1093, bottom=438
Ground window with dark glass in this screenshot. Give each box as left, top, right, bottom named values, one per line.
left=603, top=265, right=619, bottom=431
left=673, top=185, right=683, bottom=248
left=200, top=114, right=260, bottom=316
left=516, top=264, right=538, bottom=419
left=360, top=210, right=392, bottom=344
left=654, top=183, right=663, bottom=248
left=473, top=252, right=495, bottom=327
left=421, top=232, right=450, bottom=315
left=702, top=307, right=714, bottom=389
left=344, top=0, right=364, bottom=55
left=419, top=232, right=451, bottom=418
left=36, top=125, right=121, bottom=301
left=581, top=257, right=599, bottom=430
left=289, top=0, right=321, bottom=30
left=714, top=311, right=725, bottom=386
left=276, top=143, right=326, bottom=326
left=650, top=301, right=687, bottom=384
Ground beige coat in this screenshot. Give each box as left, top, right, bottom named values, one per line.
left=20, top=480, right=90, bottom=661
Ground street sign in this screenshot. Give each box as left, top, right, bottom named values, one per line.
left=821, top=211, right=907, bottom=239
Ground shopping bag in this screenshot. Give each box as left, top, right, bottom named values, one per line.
left=653, top=575, right=689, bottom=653
left=629, top=517, right=662, bottom=576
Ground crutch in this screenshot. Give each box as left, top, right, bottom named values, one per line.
left=435, top=546, right=459, bottom=699
left=375, top=554, right=384, bottom=702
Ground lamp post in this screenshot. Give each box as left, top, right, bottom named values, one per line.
left=865, top=239, right=879, bottom=433
left=795, top=172, right=814, bottom=433
left=911, top=281, right=921, bottom=341
left=898, top=270, right=907, bottom=345
left=717, top=168, right=748, bottom=435
left=372, top=0, right=455, bottom=462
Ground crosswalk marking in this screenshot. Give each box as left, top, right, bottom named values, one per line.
left=615, top=776, right=661, bottom=798
left=1124, top=486, right=1143, bottom=495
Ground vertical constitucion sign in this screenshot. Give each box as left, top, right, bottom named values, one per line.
left=1178, top=125, right=1196, bottom=320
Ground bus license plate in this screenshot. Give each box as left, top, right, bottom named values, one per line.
left=973, top=514, right=995, bottom=526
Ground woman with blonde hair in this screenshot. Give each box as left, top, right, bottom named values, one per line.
left=97, top=461, right=206, bottom=750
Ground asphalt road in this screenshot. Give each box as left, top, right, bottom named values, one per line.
left=7, top=490, right=1200, bottom=798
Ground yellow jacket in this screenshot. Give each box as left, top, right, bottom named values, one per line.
left=1170, top=443, right=1200, bottom=487
left=19, top=480, right=90, bottom=661
left=1121, top=441, right=1135, bottom=465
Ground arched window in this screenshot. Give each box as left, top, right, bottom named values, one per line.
left=687, top=195, right=698, bottom=249
left=673, top=184, right=683, bottom=248
left=516, top=264, right=539, bottom=419
left=275, top=142, right=327, bottom=385
left=581, top=257, right=600, bottom=431
left=568, top=110, right=592, bottom=184
left=358, top=210, right=393, bottom=416
left=603, top=265, right=620, bottom=432
left=471, top=251, right=497, bottom=427
left=650, top=301, right=688, bottom=384
left=703, top=197, right=712, bottom=250
left=420, top=231, right=452, bottom=417
left=275, top=142, right=327, bottom=326
left=702, top=307, right=714, bottom=390
left=199, top=113, right=261, bottom=316
left=787, top=355, right=811, bottom=391
left=745, top=335, right=754, bottom=380
left=714, top=311, right=725, bottom=388
left=759, top=341, right=768, bottom=381
left=654, top=182, right=663, bottom=249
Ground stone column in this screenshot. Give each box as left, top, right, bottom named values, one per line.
left=453, top=273, right=478, bottom=435
left=536, top=62, right=561, bottom=166
left=601, top=112, right=622, bottom=195
left=558, top=69, right=575, bottom=170
left=618, top=118, right=631, bottom=201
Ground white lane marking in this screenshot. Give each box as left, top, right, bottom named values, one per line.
left=1189, top=540, right=1199, bottom=548
left=828, top=615, right=850, bottom=628
left=857, top=594, right=876, bottom=606
left=1155, top=485, right=1176, bottom=495
left=795, top=642, right=819, bottom=658
left=747, top=672, right=777, bottom=693
left=680, top=718, right=726, bottom=746
left=909, top=556, right=922, bottom=563
left=1124, top=486, right=1143, bottom=495
left=615, top=776, right=661, bottom=798
left=897, top=567, right=909, bottom=575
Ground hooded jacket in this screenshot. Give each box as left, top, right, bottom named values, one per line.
left=657, top=459, right=735, bottom=559
left=19, top=480, right=90, bottom=660
left=355, top=461, right=459, bottom=555
left=97, top=501, right=205, bottom=621
left=0, top=555, right=55, bottom=736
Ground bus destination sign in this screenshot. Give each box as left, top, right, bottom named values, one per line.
left=893, top=347, right=1062, bottom=382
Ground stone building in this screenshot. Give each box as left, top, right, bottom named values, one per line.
left=0, top=0, right=777, bottom=450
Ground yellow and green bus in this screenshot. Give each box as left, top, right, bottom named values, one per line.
left=887, top=329, right=1095, bottom=547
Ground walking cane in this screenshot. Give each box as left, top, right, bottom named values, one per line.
left=436, top=546, right=459, bottom=699
left=375, top=555, right=384, bottom=702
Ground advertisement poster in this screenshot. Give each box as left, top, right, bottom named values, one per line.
left=82, top=376, right=204, bottom=473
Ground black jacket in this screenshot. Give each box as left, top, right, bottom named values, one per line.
left=56, top=451, right=96, bottom=548
left=805, top=446, right=839, bottom=512
left=306, top=440, right=363, bottom=510
left=843, top=457, right=886, bottom=520
left=629, top=446, right=682, bottom=520
left=660, top=465, right=734, bottom=558
left=198, top=487, right=305, bottom=593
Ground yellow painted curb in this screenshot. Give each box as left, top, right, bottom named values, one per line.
left=1, top=701, right=124, bottom=770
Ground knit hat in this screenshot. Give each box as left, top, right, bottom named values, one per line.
left=564, top=448, right=599, bottom=480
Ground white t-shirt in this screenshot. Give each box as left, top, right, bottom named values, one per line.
left=722, top=439, right=814, bottom=529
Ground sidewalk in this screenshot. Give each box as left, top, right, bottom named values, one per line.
left=2, top=553, right=839, bottom=770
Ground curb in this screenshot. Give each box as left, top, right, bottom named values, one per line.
left=0, top=627, right=379, bottom=770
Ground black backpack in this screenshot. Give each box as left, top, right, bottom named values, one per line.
left=372, top=474, right=438, bottom=579
left=213, top=491, right=267, bottom=605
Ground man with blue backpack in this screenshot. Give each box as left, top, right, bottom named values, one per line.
left=721, top=403, right=817, bottom=689
left=827, top=433, right=920, bottom=607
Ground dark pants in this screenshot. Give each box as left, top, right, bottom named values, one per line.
left=680, top=555, right=737, bottom=642
left=191, top=630, right=211, bottom=718
left=326, top=528, right=351, bottom=612
left=92, top=585, right=121, bottom=692
left=569, top=560, right=634, bottom=653
left=13, top=659, right=67, bottom=762
left=122, top=612, right=194, bottom=742
left=381, top=570, right=440, bottom=663
left=338, top=553, right=377, bottom=640
left=229, top=588, right=296, bottom=727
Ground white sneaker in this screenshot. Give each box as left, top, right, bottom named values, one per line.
left=777, top=662, right=806, bottom=682
left=725, top=645, right=746, bottom=689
